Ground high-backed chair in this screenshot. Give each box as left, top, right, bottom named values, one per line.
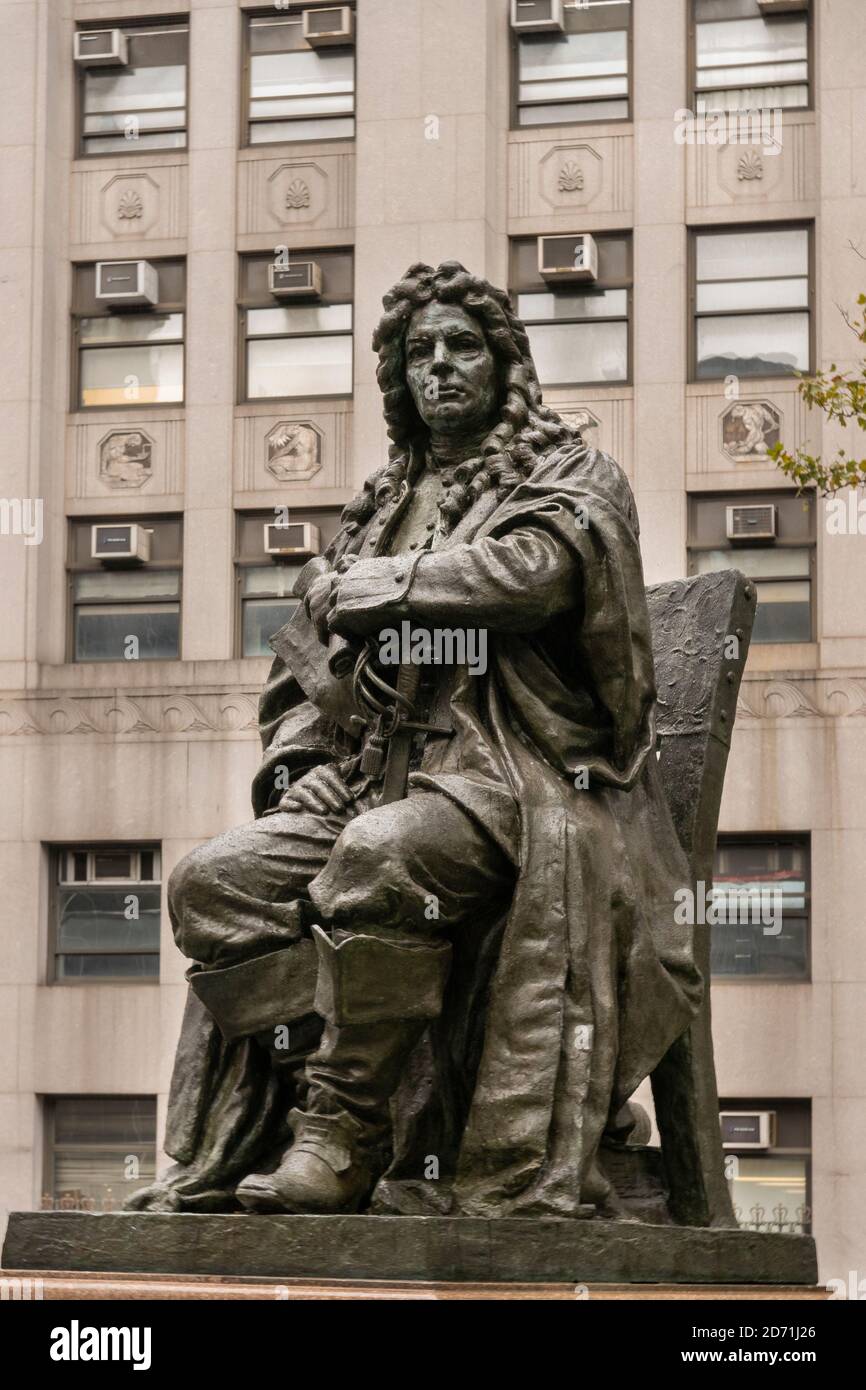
left=646, top=568, right=756, bottom=1227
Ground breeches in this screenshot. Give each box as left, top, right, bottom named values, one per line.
left=169, top=788, right=516, bottom=972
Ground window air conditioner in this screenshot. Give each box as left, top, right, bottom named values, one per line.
left=264, top=522, right=322, bottom=559
left=95, top=261, right=159, bottom=308
left=74, top=29, right=128, bottom=67
left=720, top=1111, right=777, bottom=1151
left=757, top=1, right=809, bottom=15
left=269, top=261, right=323, bottom=299
left=91, top=523, right=151, bottom=564
left=511, top=0, right=566, bottom=34
left=726, top=503, right=777, bottom=542
left=303, top=6, right=355, bottom=48
left=538, top=233, right=599, bottom=284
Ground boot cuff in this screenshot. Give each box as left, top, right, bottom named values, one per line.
left=312, top=925, right=452, bottom=1025
left=189, top=938, right=318, bottom=1041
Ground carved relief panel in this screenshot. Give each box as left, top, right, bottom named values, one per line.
left=234, top=405, right=353, bottom=494
left=237, top=151, right=355, bottom=236
left=508, top=131, right=633, bottom=227
left=71, top=162, right=188, bottom=248
left=686, top=115, right=816, bottom=211
left=688, top=384, right=816, bottom=478
left=67, top=416, right=184, bottom=501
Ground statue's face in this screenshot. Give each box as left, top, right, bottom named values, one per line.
left=404, top=302, right=499, bottom=438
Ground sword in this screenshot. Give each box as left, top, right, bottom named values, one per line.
left=380, top=662, right=423, bottom=804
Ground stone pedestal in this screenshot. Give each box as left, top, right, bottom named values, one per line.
left=3, top=1212, right=817, bottom=1288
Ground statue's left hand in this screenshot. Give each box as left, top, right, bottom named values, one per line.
left=277, top=764, right=358, bottom=816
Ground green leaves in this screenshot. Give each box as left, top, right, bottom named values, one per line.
left=770, top=296, right=866, bottom=494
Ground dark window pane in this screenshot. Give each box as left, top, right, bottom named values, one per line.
left=728, top=1156, right=809, bottom=1234
left=51, top=1096, right=157, bottom=1210
left=140, top=851, right=154, bottom=882
left=93, top=852, right=132, bottom=879
left=710, top=914, right=808, bottom=977
left=711, top=837, right=809, bottom=977
left=54, top=1096, right=156, bottom=1145
left=243, top=598, right=299, bottom=657
left=751, top=581, right=812, bottom=643
left=74, top=606, right=180, bottom=662
left=58, top=886, right=161, bottom=952
left=57, top=953, right=159, bottom=980
left=74, top=571, right=181, bottom=603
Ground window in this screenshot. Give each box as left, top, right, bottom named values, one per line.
left=693, top=0, right=810, bottom=114
left=44, top=1097, right=156, bottom=1212
left=693, top=225, right=811, bottom=380
left=68, top=517, right=182, bottom=662
left=688, top=491, right=815, bottom=643
left=513, top=0, right=630, bottom=128
left=510, top=234, right=631, bottom=387
left=240, top=250, right=353, bottom=400
left=236, top=509, right=342, bottom=656
left=77, top=22, right=188, bottom=156
left=711, top=834, right=809, bottom=978
left=51, top=846, right=161, bottom=981
left=245, top=6, right=355, bottom=145
left=73, top=261, right=185, bottom=409
left=720, top=1099, right=811, bottom=1234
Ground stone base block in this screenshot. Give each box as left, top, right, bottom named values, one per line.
left=2, top=1212, right=817, bottom=1287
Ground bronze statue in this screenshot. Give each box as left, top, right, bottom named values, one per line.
left=129, top=262, right=709, bottom=1220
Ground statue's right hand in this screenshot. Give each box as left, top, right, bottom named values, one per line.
left=278, top=764, right=357, bottom=816
left=304, top=571, right=341, bottom=645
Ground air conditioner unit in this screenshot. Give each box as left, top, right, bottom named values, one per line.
left=757, top=0, right=809, bottom=15
left=264, top=521, right=322, bottom=559
left=91, top=523, right=151, bottom=564
left=95, top=261, right=159, bottom=308
left=511, top=0, right=566, bottom=34
left=303, top=6, right=355, bottom=47
left=538, top=233, right=598, bottom=284
left=269, top=260, right=323, bottom=299
left=74, top=29, right=128, bottom=67
left=720, top=1111, right=777, bottom=1151
left=726, top=503, right=777, bottom=542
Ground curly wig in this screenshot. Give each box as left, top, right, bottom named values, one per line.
left=339, top=260, right=581, bottom=539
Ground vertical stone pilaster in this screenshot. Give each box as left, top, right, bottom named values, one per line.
left=352, top=0, right=510, bottom=488
left=182, top=0, right=240, bottom=661
left=631, top=0, right=688, bottom=585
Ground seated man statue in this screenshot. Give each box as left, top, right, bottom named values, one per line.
left=130, top=261, right=702, bottom=1220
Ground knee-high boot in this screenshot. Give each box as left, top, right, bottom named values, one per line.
left=236, top=925, right=452, bottom=1214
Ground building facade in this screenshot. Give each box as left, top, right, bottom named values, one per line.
left=0, top=0, right=863, bottom=1283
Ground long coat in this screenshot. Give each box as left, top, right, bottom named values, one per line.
left=252, top=441, right=704, bottom=1216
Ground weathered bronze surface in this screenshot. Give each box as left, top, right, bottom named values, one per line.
left=2, top=1212, right=818, bottom=1286
left=3, top=262, right=815, bottom=1281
